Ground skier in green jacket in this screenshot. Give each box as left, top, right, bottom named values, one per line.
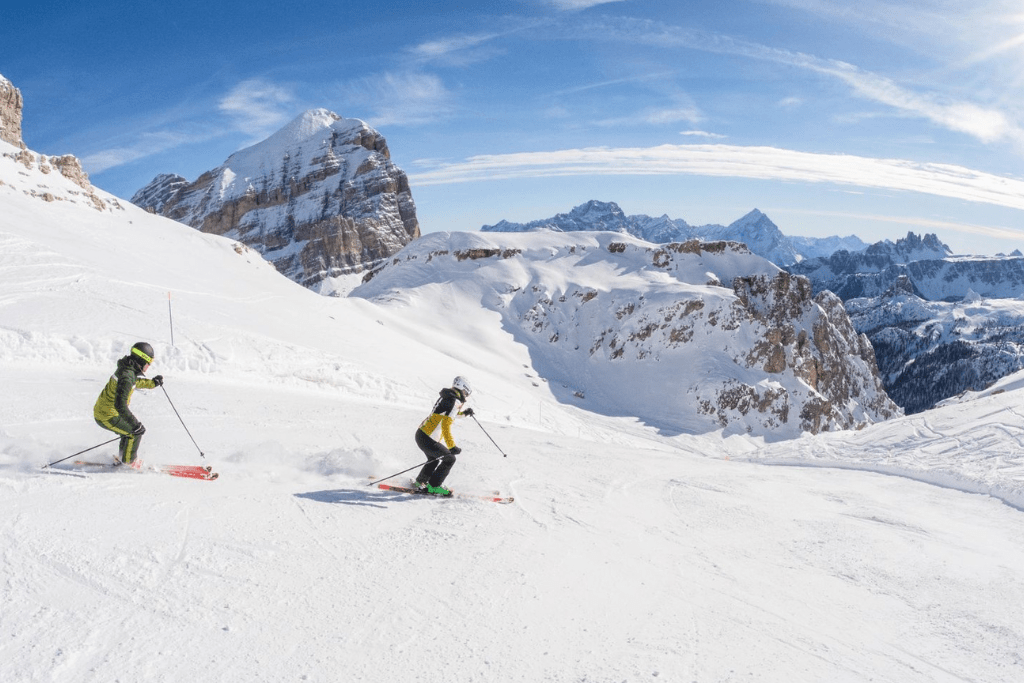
left=93, top=342, right=163, bottom=468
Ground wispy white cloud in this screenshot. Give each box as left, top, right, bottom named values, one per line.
left=218, top=78, right=296, bottom=140
left=335, top=71, right=453, bottom=126
left=84, top=78, right=297, bottom=174
left=680, top=130, right=726, bottom=139
left=785, top=208, right=1024, bottom=244
left=584, top=16, right=1024, bottom=151
left=408, top=32, right=506, bottom=66
left=83, top=130, right=209, bottom=173
left=754, top=0, right=1017, bottom=61
left=550, top=71, right=678, bottom=96
left=795, top=57, right=1024, bottom=146
left=595, top=105, right=701, bottom=127
left=543, top=0, right=627, bottom=10
left=408, top=143, right=1024, bottom=212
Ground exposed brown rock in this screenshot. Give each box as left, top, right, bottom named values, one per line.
left=133, top=110, right=420, bottom=293
left=0, top=75, right=25, bottom=149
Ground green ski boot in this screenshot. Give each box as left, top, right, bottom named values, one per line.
left=426, top=483, right=452, bottom=497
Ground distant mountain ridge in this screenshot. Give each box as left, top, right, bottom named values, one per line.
left=481, top=200, right=868, bottom=266
left=788, top=233, right=1024, bottom=413
left=132, top=109, right=420, bottom=295
left=786, top=233, right=1024, bottom=302
left=846, top=286, right=1024, bottom=413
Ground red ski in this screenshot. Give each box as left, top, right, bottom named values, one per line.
left=74, top=461, right=219, bottom=481
left=154, top=464, right=219, bottom=481
left=377, top=483, right=512, bottom=504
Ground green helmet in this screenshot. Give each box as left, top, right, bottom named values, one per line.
left=131, top=342, right=155, bottom=365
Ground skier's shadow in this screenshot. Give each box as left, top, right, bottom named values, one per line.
left=295, top=488, right=388, bottom=508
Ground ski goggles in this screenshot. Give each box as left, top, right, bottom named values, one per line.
left=131, top=347, right=154, bottom=364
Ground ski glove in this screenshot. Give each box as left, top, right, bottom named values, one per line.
left=449, top=446, right=462, bottom=455
left=461, top=408, right=474, bottom=417
left=152, top=375, right=164, bottom=386
left=132, top=423, right=146, bottom=436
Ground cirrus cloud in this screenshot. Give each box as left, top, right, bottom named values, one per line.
left=409, top=143, right=1024, bottom=212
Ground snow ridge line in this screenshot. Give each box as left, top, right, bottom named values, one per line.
left=750, top=458, right=1024, bottom=512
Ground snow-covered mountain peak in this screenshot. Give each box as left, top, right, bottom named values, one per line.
left=216, top=109, right=381, bottom=203
left=568, top=199, right=628, bottom=227
left=486, top=199, right=634, bottom=234
left=728, top=208, right=769, bottom=230
left=256, top=108, right=343, bottom=150
left=870, top=231, right=951, bottom=262
left=131, top=108, right=418, bottom=292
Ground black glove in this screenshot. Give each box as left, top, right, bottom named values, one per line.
left=449, top=446, right=462, bottom=455
left=152, top=375, right=164, bottom=386
left=462, top=408, right=474, bottom=417
left=132, top=423, right=146, bottom=436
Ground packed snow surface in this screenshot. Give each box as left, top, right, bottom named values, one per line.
left=2, top=140, right=1023, bottom=682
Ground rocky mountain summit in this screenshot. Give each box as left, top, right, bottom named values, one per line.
left=356, top=230, right=899, bottom=439
left=132, top=109, right=420, bottom=294
left=481, top=200, right=867, bottom=266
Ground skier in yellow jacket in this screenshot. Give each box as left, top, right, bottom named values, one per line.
left=93, top=342, right=163, bottom=469
left=413, top=376, right=474, bottom=496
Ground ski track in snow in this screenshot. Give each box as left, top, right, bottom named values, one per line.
left=749, top=394, right=1024, bottom=512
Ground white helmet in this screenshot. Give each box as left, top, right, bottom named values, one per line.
left=452, top=376, right=473, bottom=398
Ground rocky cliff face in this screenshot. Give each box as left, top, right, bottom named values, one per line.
left=0, top=73, right=117, bottom=212
left=732, top=271, right=895, bottom=432
left=355, top=230, right=900, bottom=440
left=132, top=109, right=420, bottom=294
left=0, top=75, right=25, bottom=149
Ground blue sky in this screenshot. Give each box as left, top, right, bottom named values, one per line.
left=5, top=0, right=1024, bottom=254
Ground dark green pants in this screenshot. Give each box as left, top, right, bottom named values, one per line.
left=95, top=416, right=142, bottom=464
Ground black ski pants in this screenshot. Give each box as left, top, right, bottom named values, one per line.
left=414, top=428, right=456, bottom=486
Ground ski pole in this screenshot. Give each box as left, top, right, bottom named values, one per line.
left=41, top=437, right=120, bottom=469
left=368, top=459, right=435, bottom=486
left=161, top=385, right=205, bottom=459
left=471, top=415, right=508, bottom=458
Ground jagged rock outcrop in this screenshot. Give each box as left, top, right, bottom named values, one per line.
left=132, top=109, right=420, bottom=294
left=355, top=230, right=900, bottom=440
left=0, top=73, right=115, bottom=212
left=131, top=173, right=189, bottom=214
left=1, top=147, right=111, bottom=212
left=0, top=74, right=25, bottom=149
left=733, top=272, right=895, bottom=432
